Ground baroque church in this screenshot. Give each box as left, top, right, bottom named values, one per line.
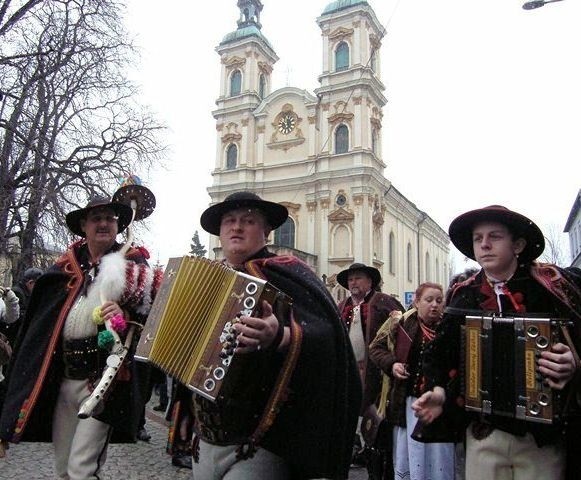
left=207, top=0, right=450, bottom=303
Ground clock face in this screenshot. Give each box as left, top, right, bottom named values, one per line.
left=277, top=113, right=296, bottom=134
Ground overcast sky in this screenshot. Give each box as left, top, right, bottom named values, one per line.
left=123, top=0, right=581, bottom=271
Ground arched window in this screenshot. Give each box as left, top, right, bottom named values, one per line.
left=435, top=258, right=440, bottom=284
left=226, top=144, right=237, bottom=169
left=258, top=74, right=266, bottom=99
left=371, top=129, right=378, bottom=154
left=335, top=124, right=349, bottom=154
left=335, top=41, right=349, bottom=71
left=425, top=252, right=431, bottom=281
left=407, top=243, right=413, bottom=282
left=389, top=232, right=395, bottom=274
left=274, top=217, right=295, bottom=248
left=230, top=70, right=241, bottom=96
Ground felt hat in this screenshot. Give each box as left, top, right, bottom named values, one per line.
left=65, top=196, right=133, bottom=237
left=200, top=191, right=288, bottom=235
left=448, top=205, right=545, bottom=262
left=337, top=263, right=381, bottom=289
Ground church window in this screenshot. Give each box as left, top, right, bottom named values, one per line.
left=389, top=232, right=395, bottom=274
left=407, top=242, right=413, bottom=282
left=226, top=144, right=238, bottom=169
left=435, top=258, right=440, bottom=284
left=335, top=124, right=349, bottom=154
left=425, top=252, right=431, bottom=281
left=335, top=41, right=349, bottom=71
left=230, top=70, right=242, bottom=96
left=333, top=224, right=351, bottom=257
left=274, top=217, right=295, bottom=248
left=259, top=74, right=266, bottom=99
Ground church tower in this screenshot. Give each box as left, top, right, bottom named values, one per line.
left=207, top=1, right=450, bottom=303
left=213, top=0, right=278, bottom=176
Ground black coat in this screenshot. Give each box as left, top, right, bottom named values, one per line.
left=0, top=241, right=161, bottom=444
left=184, top=249, right=362, bottom=479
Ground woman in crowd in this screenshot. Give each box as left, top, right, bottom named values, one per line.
left=369, top=282, right=456, bottom=479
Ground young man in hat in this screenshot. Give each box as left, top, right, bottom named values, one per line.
left=177, top=191, right=361, bottom=479
left=412, top=205, right=581, bottom=480
left=0, top=197, right=162, bottom=479
left=336, top=263, right=403, bottom=469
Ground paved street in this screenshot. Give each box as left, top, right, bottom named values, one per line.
left=0, top=394, right=368, bottom=479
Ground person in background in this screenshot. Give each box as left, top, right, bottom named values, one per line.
left=0, top=286, right=20, bottom=409
left=412, top=205, right=581, bottom=480
left=0, top=196, right=162, bottom=477
left=336, top=263, right=403, bottom=472
left=11, top=268, right=43, bottom=327
left=174, top=191, right=361, bottom=479
left=0, top=267, right=44, bottom=371
left=369, top=282, right=457, bottom=479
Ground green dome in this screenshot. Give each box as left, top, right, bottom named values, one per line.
left=322, top=0, right=368, bottom=15
left=220, top=25, right=274, bottom=51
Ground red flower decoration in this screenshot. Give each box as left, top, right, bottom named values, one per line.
left=135, top=245, right=150, bottom=259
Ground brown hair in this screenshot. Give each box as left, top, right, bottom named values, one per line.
left=414, top=282, right=443, bottom=303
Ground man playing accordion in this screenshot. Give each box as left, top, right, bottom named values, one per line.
left=412, top=205, right=581, bottom=480
left=172, top=191, right=362, bottom=480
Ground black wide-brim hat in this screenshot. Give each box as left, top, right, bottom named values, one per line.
left=448, top=205, right=545, bottom=262
left=337, top=263, right=381, bottom=290
left=65, top=196, right=134, bottom=237
left=200, top=191, right=289, bottom=236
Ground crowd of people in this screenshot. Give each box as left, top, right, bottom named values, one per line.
left=0, top=192, right=579, bottom=480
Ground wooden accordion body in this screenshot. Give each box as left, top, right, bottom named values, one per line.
left=135, top=256, right=291, bottom=401
left=462, top=315, right=571, bottom=424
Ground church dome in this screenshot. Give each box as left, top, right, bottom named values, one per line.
left=322, top=0, right=368, bottom=15
left=220, top=25, right=274, bottom=51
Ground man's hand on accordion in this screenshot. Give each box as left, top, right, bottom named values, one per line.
left=538, top=342, right=576, bottom=390
left=233, top=300, right=288, bottom=354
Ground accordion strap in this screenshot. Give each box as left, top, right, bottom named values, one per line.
left=560, top=324, right=581, bottom=371
left=237, top=314, right=302, bottom=459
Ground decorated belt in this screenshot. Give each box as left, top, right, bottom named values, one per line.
left=62, top=336, right=99, bottom=380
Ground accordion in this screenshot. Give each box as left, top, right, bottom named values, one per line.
left=461, top=315, right=571, bottom=424
left=135, top=256, right=291, bottom=401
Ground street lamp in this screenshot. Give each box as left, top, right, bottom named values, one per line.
left=522, top=0, right=564, bottom=9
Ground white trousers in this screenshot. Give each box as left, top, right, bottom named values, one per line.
left=466, top=423, right=565, bottom=480
left=192, top=437, right=290, bottom=480
left=53, top=378, right=111, bottom=480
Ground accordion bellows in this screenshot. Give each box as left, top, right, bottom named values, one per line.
left=136, top=256, right=290, bottom=401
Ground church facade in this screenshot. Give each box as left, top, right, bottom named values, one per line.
left=207, top=0, right=450, bottom=303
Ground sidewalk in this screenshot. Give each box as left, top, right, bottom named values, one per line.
left=0, top=395, right=367, bottom=479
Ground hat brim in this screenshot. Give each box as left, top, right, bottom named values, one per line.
left=449, top=207, right=545, bottom=262
left=65, top=202, right=134, bottom=237
left=337, top=266, right=381, bottom=290
left=200, top=198, right=288, bottom=235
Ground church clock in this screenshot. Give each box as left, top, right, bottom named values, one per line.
left=277, top=112, right=296, bottom=134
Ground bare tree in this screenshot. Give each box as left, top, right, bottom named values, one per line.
left=0, top=0, right=165, bottom=279
left=0, top=1, right=43, bottom=38
left=539, top=223, right=570, bottom=267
